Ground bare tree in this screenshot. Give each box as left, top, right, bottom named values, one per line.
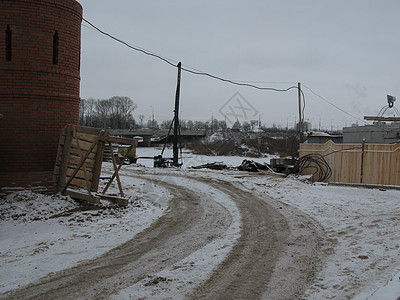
left=138, top=114, right=145, bottom=128
left=160, top=120, right=172, bottom=130
left=109, top=96, right=137, bottom=129
left=218, top=120, right=227, bottom=131
left=95, top=99, right=112, bottom=128
left=147, top=119, right=158, bottom=129
left=232, top=120, right=242, bottom=131
left=243, top=122, right=251, bottom=132
left=79, top=96, right=137, bottom=129
left=186, top=120, right=194, bottom=130
left=79, top=99, right=86, bottom=126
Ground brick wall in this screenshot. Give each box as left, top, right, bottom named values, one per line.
left=0, top=0, right=83, bottom=192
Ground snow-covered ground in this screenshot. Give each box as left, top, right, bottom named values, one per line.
left=0, top=176, right=170, bottom=294
left=135, top=146, right=277, bottom=169
left=1, top=148, right=400, bottom=299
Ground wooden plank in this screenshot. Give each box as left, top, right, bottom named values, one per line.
left=67, top=153, right=97, bottom=166
left=64, top=189, right=100, bottom=204
left=108, top=142, right=124, bottom=197
left=53, top=129, right=66, bottom=190
left=75, top=132, right=103, bottom=143
left=68, top=146, right=98, bottom=162
left=54, top=130, right=65, bottom=167
left=69, top=147, right=97, bottom=160
left=97, top=194, right=129, bottom=206
left=68, top=178, right=91, bottom=189
left=58, top=132, right=100, bottom=149
left=102, top=144, right=134, bottom=195
left=100, top=136, right=138, bottom=146
left=71, top=138, right=98, bottom=152
left=74, top=126, right=105, bottom=136
left=61, top=130, right=106, bottom=194
left=394, top=142, right=400, bottom=185
left=54, top=126, right=136, bottom=200
left=56, top=125, right=73, bottom=192
left=91, top=139, right=106, bottom=192
left=66, top=168, right=94, bottom=181
left=73, top=126, right=94, bottom=196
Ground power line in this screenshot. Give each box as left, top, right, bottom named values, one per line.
left=82, top=18, right=303, bottom=94
left=86, top=19, right=370, bottom=133
left=82, top=18, right=376, bottom=131
left=301, top=84, right=366, bottom=124
left=83, top=18, right=177, bottom=68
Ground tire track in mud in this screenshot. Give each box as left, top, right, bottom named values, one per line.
left=162, top=175, right=326, bottom=299
left=2, top=177, right=232, bottom=300
left=2, top=173, right=326, bottom=300
left=188, top=177, right=289, bottom=299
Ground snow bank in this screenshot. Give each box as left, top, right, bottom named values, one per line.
left=0, top=177, right=170, bottom=294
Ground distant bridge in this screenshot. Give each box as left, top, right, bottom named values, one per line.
left=110, top=129, right=207, bottom=146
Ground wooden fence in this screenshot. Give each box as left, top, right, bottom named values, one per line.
left=299, top=140, right=400, bottom=186
left=53, top=125, right=138, bottom=205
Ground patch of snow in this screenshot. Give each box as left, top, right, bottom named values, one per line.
left=361, top=270, right=400, bottom=300
left=0, top=177, right=170, bottom=294
left=136, top=146, right=275, bottom=169
left=112, top=176, right=241, bottom=299
left=223, top=174, right=400, bottom=299
left=204, top=132, right=225, bottom=143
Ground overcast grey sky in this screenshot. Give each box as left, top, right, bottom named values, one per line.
left=78, top=0, right=400, bottom=130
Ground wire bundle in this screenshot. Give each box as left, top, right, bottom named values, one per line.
left=295, top=154, right=332, bottom=182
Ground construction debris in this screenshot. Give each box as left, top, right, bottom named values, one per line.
left=190, top=162, right=228, bottom=170
left=238, top=159, right=287, bottom=177
left=238, top=160, right=268, bottom=172
left=153, top=155, right=175, bottom=168
left=270, top=158, right=297, bottom=174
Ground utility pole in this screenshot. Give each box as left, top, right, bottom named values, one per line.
left=298, top=82, right=303, bottom=143
left=173, top=62, right=182, bottom=167
left=210, top=110, right=214, bottom=132
left=151, top=106, right=154, bottom=129
left=319, top=116, right=321, bottom=131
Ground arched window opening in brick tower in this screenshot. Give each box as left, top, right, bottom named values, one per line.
left=53, top=30, right=59, bottom=65
left=0, top=0, right=83, bottom=194
left=6, top=25, right=12, bottom=61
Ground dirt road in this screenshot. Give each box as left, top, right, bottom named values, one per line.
left=2, top=173, right=326, bottom=299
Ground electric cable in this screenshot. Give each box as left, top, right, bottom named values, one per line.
left=296, top=146, right=365, bottom=182
left=301, top=84, right=366, bottom=125
left=83, top=18, right=375, bottom=134
left=83, top=18, right=177, bottom=68
left=322, top=146, right=363, bottom=157
left=83, top=18, right=309, bottom=142
left=295, top=153, right=332, bottom=182
left=82, top=18, right=305, bottom=95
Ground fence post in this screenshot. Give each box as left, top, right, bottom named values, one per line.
left=360, top=138, right=366, bottom=183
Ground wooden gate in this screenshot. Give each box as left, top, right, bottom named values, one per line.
left=299, top=140, right=400, bottom=186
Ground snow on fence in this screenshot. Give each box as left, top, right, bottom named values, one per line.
left=299, top=140, right=400, bottom=186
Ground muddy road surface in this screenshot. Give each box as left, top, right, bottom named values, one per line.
left=2, top=174, right=326, bottom=299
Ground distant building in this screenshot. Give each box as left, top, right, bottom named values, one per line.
left=343, top=124, right=400, bottom=144
left=296, top=121, right=312, bottom=132
left=305, top=131, right=343, bottom=144
left=250, top=120, right=262, bottom=132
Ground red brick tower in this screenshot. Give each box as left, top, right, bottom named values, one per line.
left=0, top=0, right=83, bottom=192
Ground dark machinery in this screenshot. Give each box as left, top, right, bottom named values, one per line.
left=155, top=62, right=183, bottom=168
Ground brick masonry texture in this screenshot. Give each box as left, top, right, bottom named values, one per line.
left=0, top=0, right=83, bottom=190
